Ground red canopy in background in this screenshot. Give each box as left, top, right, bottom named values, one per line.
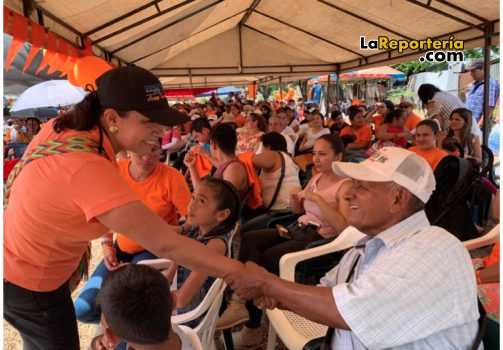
left=164, top=87, right=216, bottom=99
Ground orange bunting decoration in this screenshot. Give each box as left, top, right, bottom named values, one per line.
left=74, top=56, right=114, bottom=90
left=5, top=11, right=28, bottom=71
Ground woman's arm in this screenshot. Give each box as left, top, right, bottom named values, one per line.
left=478, top=263, right=499, bottom=284
left=252, top=151, right=279, bottom=171
left=298, top=133, right=308, bottom=151
left=290, top=186, right=305, bottom=214
left=376, top=124, right=400, bottom=140
left=471, top=134, right=483, bottom=165
left=174, top=238, right=227, bottom=308
left=297, top=181, right=350, bottom=234
left=96, top=201, right=243, bottom=278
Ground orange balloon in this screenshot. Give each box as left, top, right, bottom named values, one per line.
left=67, top=67, right=79, bottom=87
left=74, top=56, right=113, bottom=90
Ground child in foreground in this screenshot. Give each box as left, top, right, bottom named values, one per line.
left=94, top=264, right=194, bottom=350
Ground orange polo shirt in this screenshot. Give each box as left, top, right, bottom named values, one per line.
left=115, top=160, right=191, bottom=254
left=409, top=146, right=448, bottom=171
left=4, top=119, right=139, bottom=291
left=340, top=124, right=372, bottom=146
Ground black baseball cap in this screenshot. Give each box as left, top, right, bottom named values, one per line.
left=96, top=66, right=190, bottom=126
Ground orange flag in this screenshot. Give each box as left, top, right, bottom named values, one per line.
left=22, top=22, right=45, bottom=73
left=5, top=12, right=28, bottom=71
left=35, top=31, right=58, bottom=74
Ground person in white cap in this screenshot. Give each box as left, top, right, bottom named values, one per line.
left=225, top=147, right=482, bottom=350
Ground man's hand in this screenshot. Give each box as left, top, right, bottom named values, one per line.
left=254, top=295, right=282, bottom=310
left=225, top=261, right=275, bottom=301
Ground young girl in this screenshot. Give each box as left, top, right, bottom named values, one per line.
left=167, top=177, right=241, bottom=319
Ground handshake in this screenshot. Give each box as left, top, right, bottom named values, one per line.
left=224, top=261, right=284, bottom=310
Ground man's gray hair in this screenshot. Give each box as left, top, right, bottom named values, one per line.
left=388, top=182, right=425, bottom=214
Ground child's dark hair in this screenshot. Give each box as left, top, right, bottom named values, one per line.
left=209, top=123, right=237, bottom=155
left=316, top=133, right=345, bottom=156
left=385, top=108, right=405, bottom=124
left=96, top=264, right=173, bottom=345
left=261, top=132, right=287, bottom=152
left=202, top=178, right=241, bottom=229
left=347, top=105, right=362, bottom=121
left=417, top=119, right=440, bottom=134
left=191, top=117, right=211, bottom=133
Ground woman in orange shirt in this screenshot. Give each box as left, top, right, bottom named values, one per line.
left=3, top=66, right=244, bottom=349
left=340, top=106, right=373, bottom=162
left=409, top=119, right=448, bottom=171
left=74, top=148, right=191, bottom=323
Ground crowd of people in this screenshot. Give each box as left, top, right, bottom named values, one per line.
left=3, top=61, right=499, bottom=350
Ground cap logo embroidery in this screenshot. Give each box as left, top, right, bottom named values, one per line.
left=144, top=83, right=166, bottom=102
left=368, top=152, right=389, bottom=164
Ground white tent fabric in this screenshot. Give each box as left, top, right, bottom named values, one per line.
left=4, top=0, right=499, bottom=88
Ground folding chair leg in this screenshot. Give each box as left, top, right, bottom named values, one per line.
left=266, top=324, right=277, bottom=350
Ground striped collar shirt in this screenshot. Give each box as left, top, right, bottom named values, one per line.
left=320, top=211, right=481, bottom=350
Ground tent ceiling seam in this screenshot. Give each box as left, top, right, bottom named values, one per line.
left=92, top=0, right=196, bottom=44
left=131, top=10, right=247, bottom=64
left=84, top=0, right=164, bottom=37
left=315, top=0, right=415, bottom=41
left=110, top=0, right=225, bottom=54
left=252, top=9, right=365, bottom=58
left=405, top=0, right=484, bottom=31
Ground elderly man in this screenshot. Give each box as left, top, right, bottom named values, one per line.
left=226, top=147, right=482, bottom=349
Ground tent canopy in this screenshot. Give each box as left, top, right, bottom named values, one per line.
left=4, top=0, right=499, bottom=88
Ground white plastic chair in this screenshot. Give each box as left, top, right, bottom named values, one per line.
left=139, top=223, right=239, bottom=349
left=176, top=325, right=204, bottom=350
left=172, top=278, right=227, bottom=350
left=265, top=226, right=366, bottom=350
left=463, top=223, right=499, bottom=250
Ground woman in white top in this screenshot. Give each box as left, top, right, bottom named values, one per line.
left=241, top=132, right=300, bottom=234
left=299, top=112, right=330, bottom=153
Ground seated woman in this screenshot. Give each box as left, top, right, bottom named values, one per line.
left=370, top=100, right=394, bottom=130
left=375, top=108, right=413, bottom=148
left=236, top=112, right=267, bottom=154
left=241, top=132, right=301, bottom=234
left=443, top=108, right=482, bottom=165
left=339, top=106, right=372, bottom=161
left=25, top=117, right=41, bottom=142
left=74, top=147, right=192, bottom=323
left=298, top=112, right=330, bottom=154
left=217, top=134, right=351, bottom=346
left=409, top=119, right=448, bottom=171
left=185, top=123, right=248, bottom=200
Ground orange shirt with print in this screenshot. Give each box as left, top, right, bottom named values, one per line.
left=115, top=160, right=191, bottom=254
left=340, top=124, right=372, bottom=146
left=4, top=119, right=139, bottom=291
left=409, top=146, right=448, bottom=171
left=404, top=112, right=423, bottom=131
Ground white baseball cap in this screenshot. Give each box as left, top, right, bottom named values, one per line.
left=331, top=147, right=436, bottom=203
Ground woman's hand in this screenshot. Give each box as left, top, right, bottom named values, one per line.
left=290, top=186, right=302, bottom=199
left=192, top=144, right=210, bottom=158
left=103, top=246, right=121, bottom=271
left=297, top=189, right=320, bottom=203
left=183, top=151, right=196, bottom=169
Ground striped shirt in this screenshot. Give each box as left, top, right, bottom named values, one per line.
left=321, top=211, right=480, bottom=349
left=465, top=78, right=500, bottom=122
left=427, top=91, right=482, bottom=140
